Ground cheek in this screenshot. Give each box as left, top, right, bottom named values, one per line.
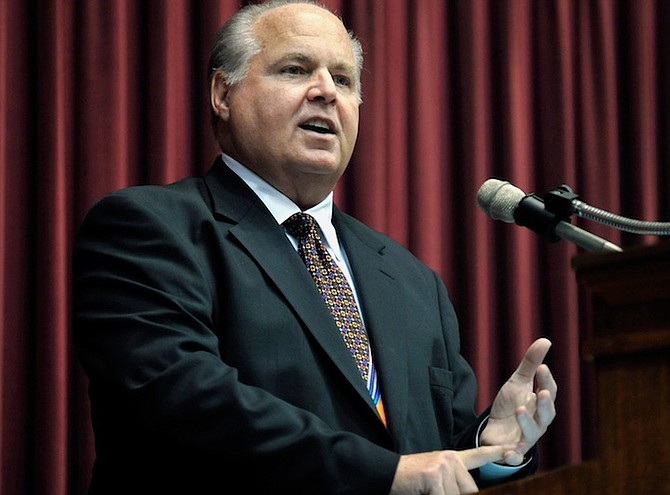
left=233, top=105, right=278, bottom=136
left=344, top=101, right=360, bottom=127
left=342, top=108, right=360, bottom=144
left=231, top=84, right=284, bottom=124
left=248, top=101, right=293, bottom=134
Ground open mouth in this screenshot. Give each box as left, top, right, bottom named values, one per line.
left=299, top=119, right=335, bottom=135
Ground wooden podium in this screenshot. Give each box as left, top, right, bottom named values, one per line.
left=481, top=241, right=670, bottom=494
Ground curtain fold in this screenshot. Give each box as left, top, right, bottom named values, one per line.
left=35, top=2, right=76, bottom=494
left=1, top=2, right=30, bottom=493
left=2, top=1, right=669, bottom=493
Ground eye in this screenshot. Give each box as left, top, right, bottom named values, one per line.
left=281, top=65, right=307, bottom=76
left=333, top=74, right=352, bottom=87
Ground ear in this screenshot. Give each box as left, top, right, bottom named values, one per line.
left=210, top=71, right=231, bottom=121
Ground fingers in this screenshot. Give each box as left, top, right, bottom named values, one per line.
left=514, top=388, right=556, bottom=449
left=457, top=445, right=511, bottom=470
left=534, top=388, right=556, bottom=427
left=536, top=363, right=558, bottom=401
left=501, top=449, right=525, bottom=466
left=392, top=449, right=500, bottom=495
left=515, top=405, right=541, bottom=444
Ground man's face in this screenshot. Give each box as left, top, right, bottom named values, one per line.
left=214, top=4, right=361, bottom=207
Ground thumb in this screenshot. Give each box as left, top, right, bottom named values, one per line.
left=514, top=338, right=552, bottom=379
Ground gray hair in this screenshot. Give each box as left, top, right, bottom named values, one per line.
left=208, top=0, right=364, bottom=131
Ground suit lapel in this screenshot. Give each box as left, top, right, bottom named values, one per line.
left=334, top=211, right=410, bottom=436
left=204, top=160, right=381, bottom=415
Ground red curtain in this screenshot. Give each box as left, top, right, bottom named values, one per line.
left=2, top=1, right=669, bottom=493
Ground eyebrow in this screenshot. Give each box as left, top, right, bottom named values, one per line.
left=277, top=52, right=356, bottom=76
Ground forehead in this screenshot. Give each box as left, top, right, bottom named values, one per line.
left=253, top=4, right=355, bottom=64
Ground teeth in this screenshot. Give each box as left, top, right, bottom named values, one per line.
left=303, top=119, right=331, bottom=131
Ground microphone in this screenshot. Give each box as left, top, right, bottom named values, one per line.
left=477, top=178, right=623, bottom=253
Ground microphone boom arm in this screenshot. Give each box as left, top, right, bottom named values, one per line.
left=572, top=200, right=670, bottom=236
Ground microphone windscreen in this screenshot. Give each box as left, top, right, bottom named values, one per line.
left=477, top=178, right=526, bottom=223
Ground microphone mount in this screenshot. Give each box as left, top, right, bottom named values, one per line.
left=512, top=184, right=582, bottom=243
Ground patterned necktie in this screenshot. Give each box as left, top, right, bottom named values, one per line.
left=283, top=213, right=385, bottom=423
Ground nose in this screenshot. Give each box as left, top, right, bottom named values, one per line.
left=306, top=68, right=337, bottom=104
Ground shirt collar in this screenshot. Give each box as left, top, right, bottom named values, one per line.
left=221, top=154, right=343, bottom=257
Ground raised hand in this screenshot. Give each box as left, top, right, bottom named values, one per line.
left=480, top=337, right=558, bottom=465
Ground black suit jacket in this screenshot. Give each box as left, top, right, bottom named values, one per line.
left=73, top=157, right=530, bottom=494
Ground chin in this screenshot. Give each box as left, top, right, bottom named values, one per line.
left=295, top=155, right=344, bottom=175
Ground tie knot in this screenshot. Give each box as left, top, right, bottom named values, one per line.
left=283, top=212, right=319, bottom=239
